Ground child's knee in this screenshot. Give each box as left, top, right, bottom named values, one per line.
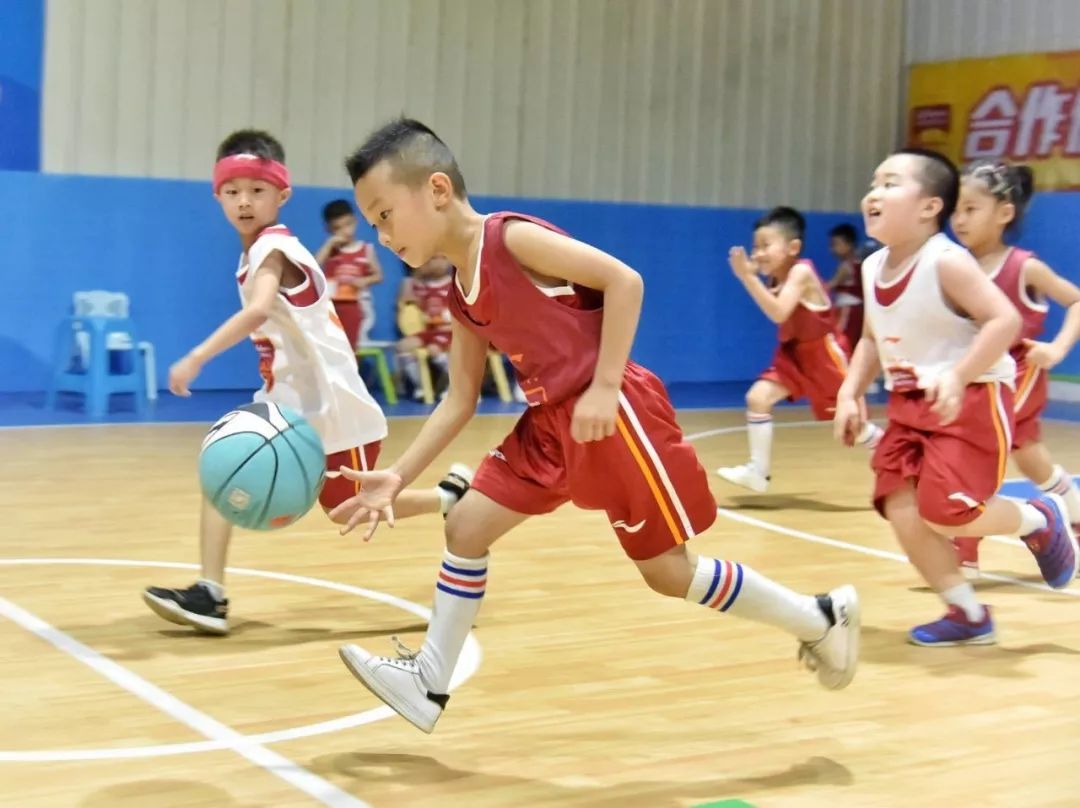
left=639, top=567, right=688, bottom=598
left=444, top=506, right=491, bottom=558
left=745, top=387, right=770, bottom=413
left=635, top=549, right=694, bottom=598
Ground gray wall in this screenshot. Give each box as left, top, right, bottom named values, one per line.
left=42, top=0, right=905, bottom=210
left=905, top=0, right=1080, bottom=64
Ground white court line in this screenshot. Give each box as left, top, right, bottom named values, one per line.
left=714, top=507, right=1080, bottom=598
left=689, top=421, right=1080, bottom=598
left=0, top=559, right=483, bottom=762
left=0, top=596, right=368, bottom=807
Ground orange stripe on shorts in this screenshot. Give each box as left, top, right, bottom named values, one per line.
left=614, top=414, right=684, bottom=545
left=823, top=333, right=849, bottom=374
left=1014, top=362, right=1039, bottom=413
left=986, top=383, right=1008, bottom=488
left=349, top=447, right=361, bottom=495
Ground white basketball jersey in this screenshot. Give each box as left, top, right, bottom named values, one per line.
left=238, top=225, right=388, bottom=452
left=862, top=232, right=1015, bottom=392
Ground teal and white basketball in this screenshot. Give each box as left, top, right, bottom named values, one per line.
left=199, top=403, right=326, bottom=530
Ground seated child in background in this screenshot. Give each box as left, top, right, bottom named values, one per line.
left=397, top=257, right=454, bottom=399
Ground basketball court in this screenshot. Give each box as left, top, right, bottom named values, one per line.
left=2, top=402, right=1079, bottom=807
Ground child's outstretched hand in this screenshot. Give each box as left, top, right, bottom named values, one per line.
left=168, top=354, right=204, bottom=397
left=728, top=247, right=757, bottom=279
left=328, top=468, right=403, bottom=540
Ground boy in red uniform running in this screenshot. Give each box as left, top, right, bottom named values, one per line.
left=328, top=119, right=861, bottom=733
left=949, top=161, right=1080, bottom=577
left=836, top=148, right=1076, bottom=646
left=718, top=207, right=881, bottom=494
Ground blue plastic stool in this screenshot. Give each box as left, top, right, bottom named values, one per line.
left=45, top=315, right=148, bottom=418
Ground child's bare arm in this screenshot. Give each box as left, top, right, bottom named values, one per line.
left=504, top=220, right=643, bottom=442
left=1023, top=257, right=1080, bottom=369
left=385, top=318, right=488, bottom=486
left=827, top=262, right=851, bottom=291
left=729, top=249, right=812, bottom=324
left=169, top=252, right=286, bottom=395
left=329, top=317, right=488, bottom=537
left=360, top=249, right=384, bottom=289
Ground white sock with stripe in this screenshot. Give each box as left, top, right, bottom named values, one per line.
left=747, top=412, right=773, bottom=477
left=418, top=549, right=488, bottom=694
left=686, top=556, right=830, bottom=642
left=1039, top=465, right=1080, bottom=523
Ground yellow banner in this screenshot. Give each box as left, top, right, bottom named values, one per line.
left=907, top=50, right=1080, bottom=191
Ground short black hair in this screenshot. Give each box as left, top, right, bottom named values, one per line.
left=216, top=129, right=285, bottom=162
left=755, top=206, right=805, bottom=242
left=829, top=223, right=858, bottom=244
left=322, top=199, right=354, bottom=224
left=961, top=160, right=1036, bottom=234
left=344, top=117, right=467, bottom=198
left=895, top=147, right=959, bottom=230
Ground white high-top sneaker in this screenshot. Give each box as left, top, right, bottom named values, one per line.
left=716, top=462, right=769, bottom=493
left=339, top=642, right=448, bottom=733
left=797, top=585, right=860, bottom=690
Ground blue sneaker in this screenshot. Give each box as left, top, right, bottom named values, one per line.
left=1022, top=494, right=1078, bottom=590
left=909, top=605, right=995, bottom=646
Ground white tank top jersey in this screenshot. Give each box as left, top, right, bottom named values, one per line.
left=237, top=226, right=388, bottom=452
left=861, top=232, right=1015, bottom=393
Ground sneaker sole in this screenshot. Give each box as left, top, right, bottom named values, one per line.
left=908, top=630, right=997, bottom=647
left=823, top=584, right=860, bottom=690
left=338, top=646, right=440, bottom=734
left=141, top=591, right=229, bottom=636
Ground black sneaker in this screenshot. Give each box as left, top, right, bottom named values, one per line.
left=142, top=582, right=229, bottom=635
left=437, top=464, right=473, bottom=516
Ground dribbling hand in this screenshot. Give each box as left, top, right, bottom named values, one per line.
left=328, top=468, right=404, bottom=540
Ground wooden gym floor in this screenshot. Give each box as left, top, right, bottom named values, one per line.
left=1, top=407, right=1079, bottom=807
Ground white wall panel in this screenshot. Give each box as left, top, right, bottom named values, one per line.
left=906, top=0, right=1080, bottom=64
left=43, top=0, right=906, bottom=210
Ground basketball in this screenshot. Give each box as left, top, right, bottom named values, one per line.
left=199, top=402, right=326, bottom=530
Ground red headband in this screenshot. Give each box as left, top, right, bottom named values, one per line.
left=213, top=154, right=291, bottom=193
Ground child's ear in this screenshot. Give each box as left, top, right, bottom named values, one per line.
left=788, top=238, right=803, bottom=257
left=278, top=187, right=292, bottom=207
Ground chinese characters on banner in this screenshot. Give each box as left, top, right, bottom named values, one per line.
left=907, top=50, right=1080, bottom=191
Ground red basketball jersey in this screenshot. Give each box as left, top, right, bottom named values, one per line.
left=409, top=275, right=452, bottom=320
left=989, top=247, right=1047, bottom=358
left=777, top=259, right=841, bottom=344
left=833, top=258, right=864, bottom=302
left=323, top=243, right=374, bottom=302
left=448, top=212, right=604, bottom=406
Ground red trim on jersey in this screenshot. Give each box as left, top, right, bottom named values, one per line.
left=281, top=264, right=320, bottom=307
left=874, top=260, right=919, bottom=307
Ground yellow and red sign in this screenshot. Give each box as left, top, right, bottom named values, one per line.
left=907, top=50, right=1080, bottom=191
